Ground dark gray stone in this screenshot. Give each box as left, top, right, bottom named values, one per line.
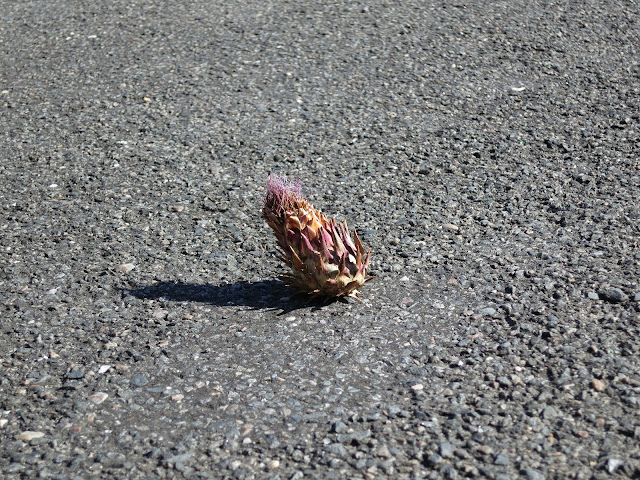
left=598, top=287, right=628, bottom=303
left=330, top=421, right=348, bottom=434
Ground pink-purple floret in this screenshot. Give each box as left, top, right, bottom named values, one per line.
left=265, top=174, right=301, bottom=213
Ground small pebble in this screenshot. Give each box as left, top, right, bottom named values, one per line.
left=18, top=431, right=45, bottom=441
left=116, top=263, right=135, bottom=274
left=153, top=309, right=169, bottom=319
left=5, top=464, right=24, bottom=473
left=607, top=458, right=624, bottom=473
left=331, top=421, right=348, bottom=434
left=375, top=444, right=392, bottom=458
left=494, top=451, right=510, bottom=466
left=523, top=469, right=545, bottom=480
left=477, top=445, right=494, bottom=455
left=87, top=392, right=108, bottom=404
left=439, top=442, right=454, bottom=458
left=591, top=378, right=605, bottom=392
left=598, top=287, right=628, bottom=303
left=130, top=374, right=148, bottom=387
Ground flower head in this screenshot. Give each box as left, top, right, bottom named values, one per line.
left=262, top=174, right=373, bottom=299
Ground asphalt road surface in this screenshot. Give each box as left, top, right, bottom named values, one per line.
left=1, top=1, right=639, bottom=479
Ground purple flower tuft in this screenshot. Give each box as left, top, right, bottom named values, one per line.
left=265, top=174, right=302, bottom=214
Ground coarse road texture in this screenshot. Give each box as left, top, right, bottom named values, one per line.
left=1, top=1, right=639, bottom=479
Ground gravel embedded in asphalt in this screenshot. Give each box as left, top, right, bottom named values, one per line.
left=1, top=0, right=639, bottom=479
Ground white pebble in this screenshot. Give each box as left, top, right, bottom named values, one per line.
left=87, top=392, right=108, bottom=404
left=18, top=431, right=45, bottom=441
left=116, top=263, right=135, bottom=273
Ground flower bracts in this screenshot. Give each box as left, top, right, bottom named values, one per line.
left=262, top=175, right=373, bottom=299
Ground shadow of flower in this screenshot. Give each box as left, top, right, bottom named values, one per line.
left=124, top=279, right=338, bottom=314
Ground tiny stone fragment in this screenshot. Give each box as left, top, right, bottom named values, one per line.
left=116, top=263, right=135, bottom=274
left=375, top=444, right=392, bottom=458
left=326, top=443, right=348, bottom=458
left=598, top=287, right=628, bottom=303
left=130, top=374, right=148, bottom=387
left=439, top=442, right=454, bottom=458
left=591, top=378, right=605, bottom=392
left=87, top=392, right=108, bottom=404
left=331, top=421, right=348, bottom=434
left=607, top=458, right=624, bottom=473
left=153, top=309, right=169, bottom=319
left=18, top=431, right=45, bottom=441
left=67, top=369, right=85, bottom=379
left=426, top=453, right=443, bottom=466
left=523, top=468, right=545, bottom=480
left=494, top=451, right=510, bottom=466
left=477, top=445, right=494, bottom=455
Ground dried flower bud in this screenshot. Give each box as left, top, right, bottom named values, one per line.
left=262, top=174, right=373, bottom=299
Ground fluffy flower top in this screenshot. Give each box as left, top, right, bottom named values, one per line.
left=264, top=175, right=302, bottom=216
